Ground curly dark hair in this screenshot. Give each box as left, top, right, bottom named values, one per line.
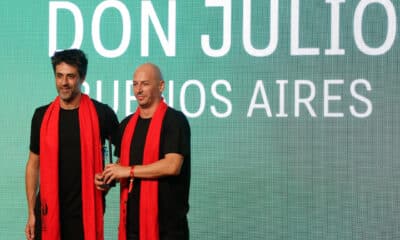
left=51, top=49, right=88, bottom=79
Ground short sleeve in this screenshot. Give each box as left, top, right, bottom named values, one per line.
left=104, top=105, right=120, bottom=146
left=114, top=115, right=132, bottom=158
left=162, top=110, right=191, bottom=158
left=29, top=106, right=48, bottom=154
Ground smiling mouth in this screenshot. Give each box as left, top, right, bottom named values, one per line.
left=59, top=88, right=71, bottom=94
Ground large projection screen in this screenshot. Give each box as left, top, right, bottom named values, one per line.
left=0, top=1, right=399, bottom=239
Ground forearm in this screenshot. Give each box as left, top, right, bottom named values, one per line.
left=133, top=153, right=184, bottom=179
left=133, top=160, right=175, bottom=178
left=104, top=154, right=183, bottom=183
left=25, top=152, right=39, bottom=215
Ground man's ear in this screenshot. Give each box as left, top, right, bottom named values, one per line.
left=159, top=80, right=165, bottom=92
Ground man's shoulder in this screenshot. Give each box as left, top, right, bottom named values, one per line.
left=35, top=103, right=51, bottom=111
left=33, top=103, right=51, bottom=117
left=30, top=103, right=51, bottom=128
left=90, top=98, right=117, bottom=116
left=166, top=107, right=188, bottom=120
left=120, top=113, right=135, bottom=126
left=165, top=107, right=190, bottom=127
left=91, top=98, right=111, bottom=110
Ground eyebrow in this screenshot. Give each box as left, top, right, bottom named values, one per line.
left=55, top=72, right=77, bottom=77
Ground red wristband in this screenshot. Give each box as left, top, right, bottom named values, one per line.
left=128, top=166, right=135, bottom=193
left=129, top=165, right=135, bottom=178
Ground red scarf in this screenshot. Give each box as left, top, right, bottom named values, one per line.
left=39, top=94, right=104, bottom=240
left=118, top=101, right=168, bottom=240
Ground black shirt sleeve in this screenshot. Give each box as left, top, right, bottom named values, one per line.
left=29, top=105, right=49, bottom=154
left=114, top=115, right=133, bottom=158
left=161, top=109, right=191, bottom=159
left=103, top=103, right=120, bottom=145
left=103, top=104, right=120, bottom=158
left=92, top=99, right=120, bottom=149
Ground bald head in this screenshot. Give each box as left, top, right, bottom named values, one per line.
left=134, top=63, right=163, bottom=82
left=132, top=63, right=165, bottom=114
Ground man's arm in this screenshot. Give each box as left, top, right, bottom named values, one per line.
left=25, top=151, right=39, bottom=240
left=101, top=153, right=184, bottom=184
left=133, top=153, right=184, bottom=178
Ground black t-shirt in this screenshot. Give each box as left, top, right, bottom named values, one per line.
left=29, top=99, right=119, bottom=237
left=116, top=107, right=191, bottom=240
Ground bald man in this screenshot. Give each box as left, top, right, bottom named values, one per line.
left=95, top=63, right=191, bottom=240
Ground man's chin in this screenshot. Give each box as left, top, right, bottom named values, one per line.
left=59, top=94, right=72, bottom=101
left=138, top=103, right=150, bottom=109
left=59, top=91, right=81, bottom=100
left=59, top=93, right=79, bottom=103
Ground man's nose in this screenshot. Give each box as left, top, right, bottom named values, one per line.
left=60, top=76, right=68, bottom=85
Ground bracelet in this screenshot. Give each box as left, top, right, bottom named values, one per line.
left=128, top=165, right=135, bottom=193
left=129, top=165, right=135, bottom=178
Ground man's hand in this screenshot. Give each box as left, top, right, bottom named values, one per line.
left=25, top=214, right=35, bottom=240
left=94, top=173, right=109, bottom=191
left=103, top=163, right=130, bottom=184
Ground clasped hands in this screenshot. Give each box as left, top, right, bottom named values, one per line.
left=95, top=163, right=131, bottom=191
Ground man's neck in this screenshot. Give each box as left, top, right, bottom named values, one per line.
left=60, top=94, right=81, bottom=110
left=139, top=102, right=160, bottom=119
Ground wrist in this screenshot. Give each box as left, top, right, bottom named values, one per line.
left=28, top=210, right=35, bottom=218
left=128, top=165, right=135, bottom=193
left=129, top=165, right=135, bottom=179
